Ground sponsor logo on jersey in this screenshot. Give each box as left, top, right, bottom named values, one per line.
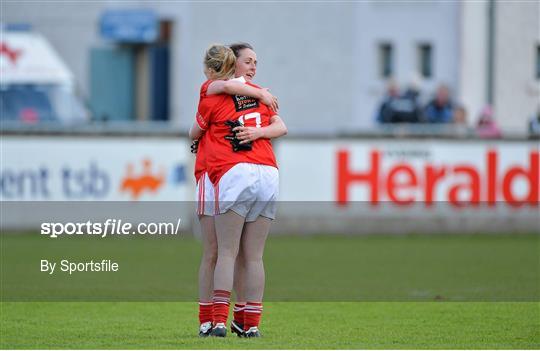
left=231, top=95, right=259, bottom=112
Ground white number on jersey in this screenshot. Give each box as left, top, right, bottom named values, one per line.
left=238, top=112, right=261, bottom=128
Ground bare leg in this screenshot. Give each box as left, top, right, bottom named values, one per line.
left=234, top=246, right=246, bottom=302
left=240, top=216, right=272, bottom=302
left=231, top=233, right=247, bottom=327
left=213, top=211, right=245, bottom=292
left=198, top=215, right=217, bottom=302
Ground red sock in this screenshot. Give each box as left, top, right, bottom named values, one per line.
left=212, top=290, right=231, bottom=325
left=198, top=301, right=213, bottom=324
left=233, top=303, right=245, bottom=325
left=244, top=302, right=263, bottom=330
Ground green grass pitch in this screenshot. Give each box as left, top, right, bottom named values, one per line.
left=1, top=233, right=539, bottom=349
left=1, top=302, right=539, bottom=349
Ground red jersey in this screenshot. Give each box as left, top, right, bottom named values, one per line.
left=197, top=82, right=278, bottom=184
left=193, top=80, right=213, bottom=182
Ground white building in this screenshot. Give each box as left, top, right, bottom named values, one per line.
left=2, top=1, right=538, bottom=134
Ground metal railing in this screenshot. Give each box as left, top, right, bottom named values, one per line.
left=0, top=120, right=536, bottom=141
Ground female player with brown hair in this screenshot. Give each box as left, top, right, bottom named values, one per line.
left=191, top=42, right=286, bottom=338
left=190, top=43, right=285, bottom=337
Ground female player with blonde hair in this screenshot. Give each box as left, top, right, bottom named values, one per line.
left=191, top=42, right=286, bottom=338
left=191, top=43, right=285, bottom=337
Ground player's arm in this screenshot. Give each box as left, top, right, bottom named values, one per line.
left=189, top=121, right=205, bottom=140
left=234, top=115, right=288, bottom=144
left=207, top=80, right=279, bottom=112
left=189, top=108, right=209, bottom=140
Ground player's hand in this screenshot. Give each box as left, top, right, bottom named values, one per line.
left=233, top=126, right=264, bottom=144
left=260, top=88, right=279, bottom=113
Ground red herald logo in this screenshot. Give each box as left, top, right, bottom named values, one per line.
left=336, top=149, right=539, bottom=208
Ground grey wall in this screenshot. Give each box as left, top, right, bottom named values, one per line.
left=354, top=1, right=460, bottom=127
left=2, top=1, right=537, bottom=134
left=494, top=1, right=540, bottom=132
left=181, top=2, right=357, bottom=134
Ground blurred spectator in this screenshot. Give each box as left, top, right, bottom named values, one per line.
left=452, top=104, right=469, bottom=137
left=376, top=79, right=400, bottom=123
left=453, top=105, right=468, bottom=125
left=376, top=79, right=421, bottom=123
left=423, top=84, right=454, bottom=123
left=476, top=105, right=501, bottom=138
left=401, top=75, right=422, bottom=122
left=528, top=106, right=540, bottom=136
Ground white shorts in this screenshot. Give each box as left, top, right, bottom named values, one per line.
left=195, top=172, right=215, bottom=216
left=215, top=163, right=279, bottom=222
